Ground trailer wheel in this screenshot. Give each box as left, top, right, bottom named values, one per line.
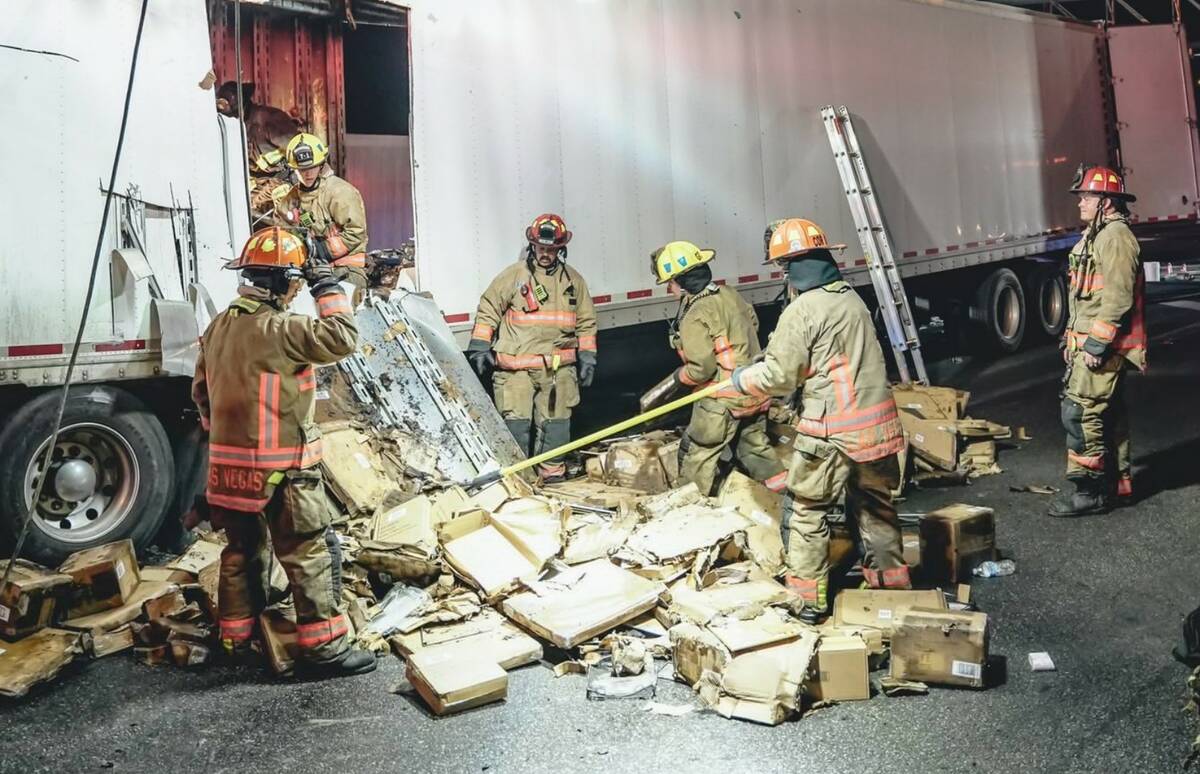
left=0, top=386, right=174, bottom=565
left=973, top=267, right=1026, bottom=353
left=1024, top=264, right=1067, bottom=339
left=155, top=421, right=208, bottom=553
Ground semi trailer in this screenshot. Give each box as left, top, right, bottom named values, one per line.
left=1, top=0, right=1197, bottom=562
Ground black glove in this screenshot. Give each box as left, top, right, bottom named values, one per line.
left=466, top=340, right=496, bottom=377
left=577, top=350, right=597, bottom=388
left=308, top=235, right=335, bottom=266
left=303, top=261, right=340, bottom=298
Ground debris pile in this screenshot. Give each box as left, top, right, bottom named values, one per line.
left=891, top=383, right=1016, bottom=482
left=0, top=298, right=1012, bottom=726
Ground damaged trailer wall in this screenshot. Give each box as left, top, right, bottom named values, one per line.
left=405, top=0, right=1110, bottom=330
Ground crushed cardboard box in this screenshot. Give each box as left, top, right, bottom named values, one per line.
left=62, top=581, right=182, bottom=638
left=666, top=564, right=790, bottom=626
left=320, top=426, right=406, bottom=517
left=696, top=631, right=819, bottom=725
left=0, top=560, right=72, bottom=641
left=561, top=506, right=639, bottom=565
left=390, top=608, right=541, bottom=670
left=617, top=502, right=749, bottom=569
left=0, top=628, right=83, bottom=698
left=716, top=472, right=785, bottom=575
left=542, top=478, right=646, bottom=510
left=890, top=607, right=988, bottom=688
left=501, top=560, right=666, bottom=648
left=439, top=509, right=547, bottom=601
left=58, top=540, right=141, bottom=618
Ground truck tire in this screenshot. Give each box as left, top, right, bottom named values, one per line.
left=0, top=386, right=174, bottom=565
left=1023, top=263, right=1067, bottom=340
left=156, top=422, right=208, bottom=553
left=972, top=267, right=1026, bottom=353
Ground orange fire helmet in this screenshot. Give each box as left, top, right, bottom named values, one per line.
left=1069, top=164, right=1136, bottom=202
left=227, top=227, right=307, bottom=271
left=764, top=218, right=846, bottom=264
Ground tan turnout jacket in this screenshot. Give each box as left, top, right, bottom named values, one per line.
left=735, top=281, right=904, bottom=462
left=471, top=260, right=598, bottom=370
left=193, top=287, right=357, bottom=511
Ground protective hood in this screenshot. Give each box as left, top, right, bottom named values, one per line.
left=787, top=251, right=843, bottom=293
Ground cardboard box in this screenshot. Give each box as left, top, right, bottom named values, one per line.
left=619, top=502, right=750, bottom=567
left=440, top=509, right=547, bottom=601
left=501, top=560, right=666, bottom=648
left=891, top=384, right=969, bottom=420
left=717, top=471, right=785, bottom=575
left=808, top=635, right=869, bottom=701
left=698, top=632, right=819, bottom=726
left=669, top=622, right=731, bottom=686
left=0, top=560, right=73, bottom=640
left=164, top=539, right=223, bottom=580
left=372, top=495, right=438, bottom=550
left=818, top=623, right=885, bottom=656
left=603, top=440, right=670, bottom=493
left=90, top=624, right=135, bottom=658
left=667, top=575, right=790, bottom=626
left=319, top=427, right=402, bottom=516
left=832, top=589, right=946, bottom=636
left=58, top=540, right=141, bottom=617
left=920, top=503, right=996, bottom=583
left=406, top=648, right=508, bottom=716
left=62, top=581, right=181, bottom=638
left=0, top=628, right=82, bottom=698
left=898, top=414, right=958, bottom=471
left=890, top=607, right=989, bottom=688
left=390, top=608, right=541, bottom=670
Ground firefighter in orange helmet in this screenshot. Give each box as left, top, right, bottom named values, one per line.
left=192, top=226, right=375, bottom=677
left=731, top=218, right=909, bottom=623
left=466, top=214, right=598, bottom=482
left=1049, top=165, right=1145, bottom=517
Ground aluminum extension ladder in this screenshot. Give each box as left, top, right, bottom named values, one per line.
left=821, top=105, right=929, bottom=385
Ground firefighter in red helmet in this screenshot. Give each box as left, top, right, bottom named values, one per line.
left=1049, top=165, right=1145, bottom=517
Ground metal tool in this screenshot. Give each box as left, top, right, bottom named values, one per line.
left=822, top=105, right=928, bottom=385
left=461, top=379, right=733, bottom=489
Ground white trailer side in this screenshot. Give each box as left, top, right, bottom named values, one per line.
left=406, top=0, right=1111, bottom=336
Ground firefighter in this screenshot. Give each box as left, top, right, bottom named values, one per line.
left=192, top=226, right=376, bottom=677
left=645, top=240, right=786, bottom=496
left=467, top=214, right=598, bottom=482
left=1048, top=165, right=1145, bottom=517
left=730, top=218, right=909, bottom=623
left=274, top=133, right=369, bottom=307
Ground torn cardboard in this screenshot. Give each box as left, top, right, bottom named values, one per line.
left=320, top=427, right=403, bottom=516
left=407, top=648, right=508, bottom=716
left=62, top=581, right=181, bottom=637
left=390, top=608, right=541, bottom=670
left=667, top=565, right=789, bottom=626
left=561, top=507, right=638, bottom=565
left=717, top=472, right=785, bottom=575
left=58, top=540, right=140, bottom=617
left=501, top=560, right=666, bottom=648
left=697, top=632, right=819, bottom=726
left=890, top=607, right=989, bottom=688
left=0, top=560, right=72, bottom=641
left=618, top=503, right=750, bottom=568
left=440, top=509, right=546, bottom=601
left=0, top=628, right=82, bottom=698
left=891, top=384, right=969, bottom=420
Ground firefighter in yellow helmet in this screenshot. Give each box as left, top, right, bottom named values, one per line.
left=191, top=226, right=375, bottom=677
left=1048, top=164, right=1145, bottom=517
left=467, top=214, right=598, bottom=482
left=643, top=240, right=785, bottom=496
left=274, top=133, right=370, bottom=307
left=730, top=218, right=909, bottom=623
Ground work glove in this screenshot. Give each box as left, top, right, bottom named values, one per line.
left=308, top=235, right=335, bottom=266
left=466, top=339, right=496, bottom=378
left=303, top=261, right=341, bottom=298
left=577, top=350, right=597, bottom=388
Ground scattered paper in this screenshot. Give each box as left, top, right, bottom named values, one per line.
left=1028, top=652, right=1056, bottom=672
left=643, top=701, right=695, bottom=717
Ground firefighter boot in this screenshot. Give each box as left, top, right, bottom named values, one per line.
left=1047, top=477, right=1111, bottom=518
left=296, top=647, right=377, bottom=679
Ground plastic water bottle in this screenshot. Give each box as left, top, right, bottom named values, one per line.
left=973, top=559, right=1015, bottom=578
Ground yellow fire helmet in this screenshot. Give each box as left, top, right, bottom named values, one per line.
left=285, top=132, right=329, bottom=170
left=651, top=240, right=716, bottom=285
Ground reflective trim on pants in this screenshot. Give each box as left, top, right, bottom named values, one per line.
left=296, top=614, right=349, bottom=649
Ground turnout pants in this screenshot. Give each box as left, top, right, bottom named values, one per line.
left=782, top=437, right=909, bottom=610
left=1062, top=350, right=1131, bottom=493
left=679, top=398, right=786, bottom=496
left=211, top=468, right=349, bottom=662
left=493, top=365, right=580, bottom=479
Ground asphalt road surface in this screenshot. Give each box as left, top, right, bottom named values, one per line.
left=1, top=283, right=1198, bottom=774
